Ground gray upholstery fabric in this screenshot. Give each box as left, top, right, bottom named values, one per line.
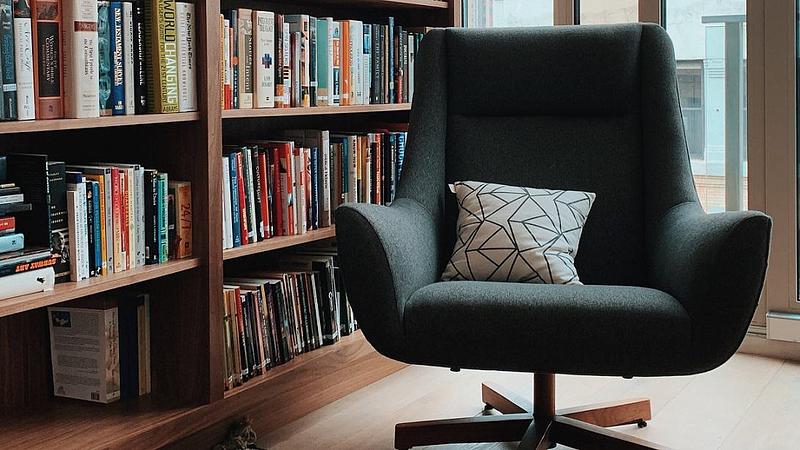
left=335, top=24, right=772, bottom=377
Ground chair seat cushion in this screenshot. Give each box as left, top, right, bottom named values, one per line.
left=403, top=282, right=692, bottom=377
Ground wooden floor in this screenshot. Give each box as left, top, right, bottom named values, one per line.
left=259, top=353, right=800, bottom=450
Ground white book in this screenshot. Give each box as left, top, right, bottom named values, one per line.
left=66, top=165, right=114, bottom=274
left=122, top=2, right=135, bottom=114
left=348, top=20, right=362, bottom=105
left=294, top=150, right=307, bottom=234
left=48, top=306, right=120, bottom=403
left=222, top=157, right=233, bottom=249
left=282, top=22, right=290, bottom=106
left=67, top=187, right=90, bottom=281
left=13, top=13, right=35, bottom=120
left=63, top=0, right=100, bottom=118
left=176, top=2, right=197, bottom=112
left=253, top=10, right=275, bottom=108
left=223, top=19, right=230, bottom=103
left=0, top=267, right=55, bottom=300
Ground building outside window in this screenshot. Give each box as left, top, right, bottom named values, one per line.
left=464, top=0, right=748, bottom=213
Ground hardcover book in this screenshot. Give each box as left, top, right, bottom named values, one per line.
left=32, top=0, right=64, bottom=118
left=252, top=10, right=273, bottom=108
left=0, top=0, right=18, bottom=120
left=97, top=1, right=111, bottom=115
left=175, top=2, right=195, bottom=112
left=63, top=0, right=100, bottom=118
left=122, top=1, right=134, bottom=114
left=144, top=0, right=179, bottom=113
left=168, top=180, right=191, bottom=258
left=132, top=0, right=145, bottom=113
left=13, top=0, right=35, bottom=119
left=236, top=8, right=252, bottom=109
left=109, top=1, right=125, bottom=115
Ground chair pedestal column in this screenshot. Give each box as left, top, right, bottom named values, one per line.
left=394, top=373, right=666, bottom=450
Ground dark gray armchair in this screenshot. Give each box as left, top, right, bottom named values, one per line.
left=335, top=24, right=771, bottom=450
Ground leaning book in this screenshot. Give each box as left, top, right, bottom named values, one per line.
left=48, top=304, right=121, bottom=403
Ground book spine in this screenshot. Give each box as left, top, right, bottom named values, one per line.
left=321, top=131, right=331, bottom=227
left=0, top=267, right=54, bottom=299
left=250, top=149, right=263, bottom=240
left=85, top=181, right=96, bottom=276
left=132, top=0, right=145, bottom=113
left=315, top=18, right=328, bottom=106
left=387, top=17, right=394, bottom=103
left=143, top=169, right=158, bottom=263
left=0, top=216, right=14, bottom=233
left=92, top=181, right=101, bottom=274
left=122, top=1, right=134, bottom=114
left=349, top=21, right=360, bottom=105
left=257, top=151, right=269, bottom=239
left=229, top=9, right=237, bottom=109
left=33, top=0, right=64, bottom=118
left=253, top=10, right=274, bottom=108
left=0, top=0, right=17, bottom=120
left=221, top=157, right=232, bottom=248
left=0, top=233, right=24, bottom=252
left=134, top=167, right=144, bottom=266
left=13, top=0, right=35, bottom=120
left=310, top=147, right=318, bottom=229
left=273, top=14, right=283, bottom=107
left=110, top=168, right=123, bottom=271
left=293, top=148, right=306, bottom=234
left=171, top=181, right=191, bottom=258
left=63, top=0, right=100, bottom=118
left=234, top=152, right=248, bottom=244
left=167, top=183, right=175, bottom=258
left=331, top=21, right=339, bottom=106
left=175, top=2, right=196, bottom=112
left=97, top=1, right=111, bottom=115
left=371, top=24, right=379, bottom=104
left=339, top=21, right=348, bottom=106
left=222, top=18, right=230, bottom=109
left=237, top=8, right=252, bottom=109
left=281, top=21, right=289, bottom=107
left=145, top=0, right=178, bottom=113
left=243, top=148, right=256, bottom=242
left=109, top=2, right=124, bottom=115
left=124, top=168, right=135, bottom=268
left=308, top=16, right=316, bottom=107
left=228, top=154, right=241, bottom=247
left=119, top=170, right=129, bottom=269
left=157, top=172, right=168, bottom=262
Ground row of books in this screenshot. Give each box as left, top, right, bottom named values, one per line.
left=220, top=11, right=424, bottom=110
left=222, top=250, right=356, bottom=390
left=48, top=292, right=151, bottom=403
left=221, top=128, right=407, bottom=249
left=0, top=153, right=192, bottom=301
left=0, top=0, right=197, bottom=121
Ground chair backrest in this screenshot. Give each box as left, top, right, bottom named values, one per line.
left=421, top=24, right=698, bottom=286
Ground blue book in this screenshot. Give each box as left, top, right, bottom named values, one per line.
left=229, top=154, right=242, bottom=247
left=109, top=2, right=126, bottom=115
left=396, top=132, right=406, bottom=182
left=98, top=2, right=112, bottom=115
left=0, top=233, right=24, bottom=253
left=91, top=181, right=102, bottom=275
left=310, top=147, right=319, bottom=230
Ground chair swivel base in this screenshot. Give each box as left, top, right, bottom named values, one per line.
left=394, top=373, right=668, bottom=450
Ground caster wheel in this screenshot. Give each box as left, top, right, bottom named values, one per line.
left=637, top=420, right=648, bottom=428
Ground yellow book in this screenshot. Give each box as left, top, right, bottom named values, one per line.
left=145, top=0, right=180, bottom=113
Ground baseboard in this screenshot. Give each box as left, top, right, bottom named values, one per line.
left=738, top=331, right=800, bottom=362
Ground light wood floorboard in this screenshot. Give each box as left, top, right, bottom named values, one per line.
left=259, top=353, right=793, bottom=450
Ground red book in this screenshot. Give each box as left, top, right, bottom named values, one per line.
left=110, top=168, right=123, bottom=272
left=32, top=0, right=65, bottom=119
left=119, top=170, right=130, bottom=270
left=235, top=152, right=249, bottom=245
left=0, top=216, right=15, bottom=235
left=281, top=145, right=294, bottom=235
left=257, top=151, right=270, bottom=239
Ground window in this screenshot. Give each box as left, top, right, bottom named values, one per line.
left=677, top=61, right=705, bottom=160
left=665, top=0, right=747, bottom=213
left=464, top=0, right=553, bottom=28
left=579, top=0, right=638, bottom=25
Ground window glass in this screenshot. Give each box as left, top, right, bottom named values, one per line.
left=580, top=0, right=638, bottom=25
left=464, top=0, right=553, bottom=28
left=666, top=0, right=747, bottom=213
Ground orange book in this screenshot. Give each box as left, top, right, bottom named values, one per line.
left=339, top=21, right=350, bottom=106
left=169, top=181, right=192, bottom=258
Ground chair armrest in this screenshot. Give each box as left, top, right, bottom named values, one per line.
left=649, top=201, right=771, bottom=371
left=335, top=198, right=441, bottom=359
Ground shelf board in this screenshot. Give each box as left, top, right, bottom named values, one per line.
left=0, top=258, right=202, bottom=318
left=225, top=330, right=365, bottom=399
left=0, top=112, right=201, bottom=135
left=0, top=331, right=405, bottom=450
left=222, top=103, right=411, bottom=119
left=223, top=226, right=336, bottom=260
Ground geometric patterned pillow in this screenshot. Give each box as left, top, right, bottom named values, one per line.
left=441, top=181, right=596, bottom=285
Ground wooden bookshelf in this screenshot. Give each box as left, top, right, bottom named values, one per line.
left=0, top=258, right=202, bottom=319
left=223, top=226, right=337, bottom=260
left=0, top=0, right=458, bottom=448
left=0, top=112, right=201, bottom=135
left=222, top=103, right=411, bottom=119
